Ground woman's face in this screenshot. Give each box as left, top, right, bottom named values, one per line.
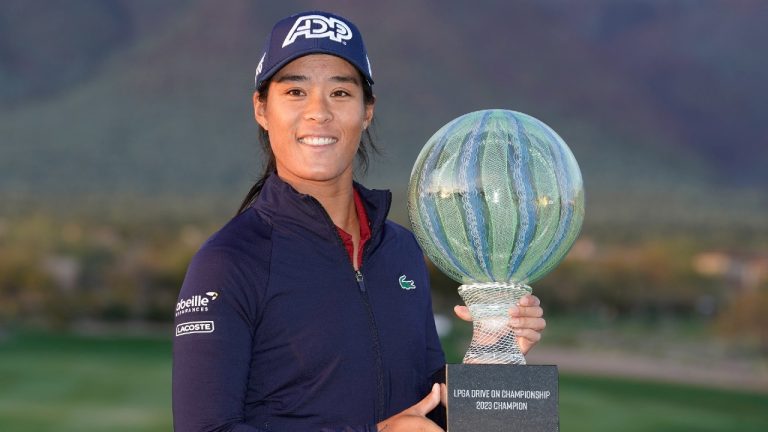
left=254, top=54, right=374, bottom=188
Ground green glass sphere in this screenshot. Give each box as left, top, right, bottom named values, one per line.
left=408, top=109, right=584, bottom=285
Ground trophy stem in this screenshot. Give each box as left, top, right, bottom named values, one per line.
left=458, top=282, right=532, bottom=365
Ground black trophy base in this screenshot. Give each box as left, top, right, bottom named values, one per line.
left=446, top=364, right=559, bottom=432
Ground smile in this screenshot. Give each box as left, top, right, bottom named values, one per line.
left=298, top=136, right=338, bottom=146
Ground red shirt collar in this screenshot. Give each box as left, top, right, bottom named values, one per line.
left=335, top=188, right=371, bottom=269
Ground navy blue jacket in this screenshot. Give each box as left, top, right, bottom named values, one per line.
left=173, top=174, right=446, bottom=431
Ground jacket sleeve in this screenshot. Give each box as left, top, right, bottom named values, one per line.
left=421, top=257, right=447, bottom=429
left=425, top=309, right=447, bottom=429
left=173, top=247, right=267, bottom=432
left=420, top=253, right=447, bottom=380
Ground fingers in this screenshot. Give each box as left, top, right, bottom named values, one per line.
left=512, top=327, right=542, bottom=344
left=458, top=296, right=544, bottom=322
left=508, top=316, right=546, bottom=331
left=512, top=295, right=542, bottom=316
left=377, top=385, right=443, bottom=431
left=518, top=294, right=541, bottom=307
left=509, top=295, right=544, bottom=324
left=454, top=294, right=545, bottom=358
left=509, top=295, right=546, bottom=354
left=509, top=304, right=544, bottom=318
left=514, top=327, right=542, bottom=355
left=509, top=295, right=545, bottom=331
left=440, top=383, right=448, bottom=407
left=453, top=305, right=472, bottom=322
left=410, top=383, right=441, bottom=416
left=458, top=295, right=545, bottom=323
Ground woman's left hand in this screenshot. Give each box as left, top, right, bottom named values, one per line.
left=453, top=294, right=546, bottom=355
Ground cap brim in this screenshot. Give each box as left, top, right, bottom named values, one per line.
left=256, top=49, right=373, bottom=89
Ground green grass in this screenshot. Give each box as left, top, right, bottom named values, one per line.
left=0, top=331, right=766, bottom=431
left=0, top=331, right=172, bottom=432
left=560, top=374, right=767, bottom=431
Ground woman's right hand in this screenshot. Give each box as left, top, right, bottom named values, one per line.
left=375, top=383, right=444, bottom=432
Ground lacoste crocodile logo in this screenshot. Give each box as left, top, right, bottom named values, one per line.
left=399, top=275, right=416, bottom=290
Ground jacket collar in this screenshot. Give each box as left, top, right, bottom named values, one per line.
left=252, top=173, right=392, bottom=245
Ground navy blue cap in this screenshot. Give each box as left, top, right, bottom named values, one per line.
left=254, top=11, right=373, bottom=89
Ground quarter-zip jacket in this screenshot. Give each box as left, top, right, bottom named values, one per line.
left=173, top=174, right=446, bottom=432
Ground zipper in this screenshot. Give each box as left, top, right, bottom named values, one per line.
left=353, top=268, right=385, bottom=421
left=355, top=270, right=366, bottom=292
left=306, top=196, right=387, bottom=421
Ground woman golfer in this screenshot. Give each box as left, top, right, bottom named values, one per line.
left=173, top=10, right=546, bottom=432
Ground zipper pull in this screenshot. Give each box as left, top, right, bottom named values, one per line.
left=355, top=270, right=366, bottom=292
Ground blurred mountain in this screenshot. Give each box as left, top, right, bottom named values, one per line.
left=1, top=0, right=766, bottom=232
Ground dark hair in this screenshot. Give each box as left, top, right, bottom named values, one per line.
left=236, top=73, right=378, bottom=214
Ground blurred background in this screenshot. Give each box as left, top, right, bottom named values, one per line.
left=1, top=0, right=766, bottom=430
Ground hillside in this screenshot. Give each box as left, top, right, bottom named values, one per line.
left=1, top=0, right=766, bottom=232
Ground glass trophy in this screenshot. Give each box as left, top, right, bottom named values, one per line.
left=408, top=109, right=584, bottom=431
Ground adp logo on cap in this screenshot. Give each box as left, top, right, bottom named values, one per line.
left=282, top=14, right=353, bottom=47
left=254, top=10, right=374, bottom=89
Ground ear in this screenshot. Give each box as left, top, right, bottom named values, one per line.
left=253, top=91, right=268, bottom=130
left=363, top=97, right=375, bottom=129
